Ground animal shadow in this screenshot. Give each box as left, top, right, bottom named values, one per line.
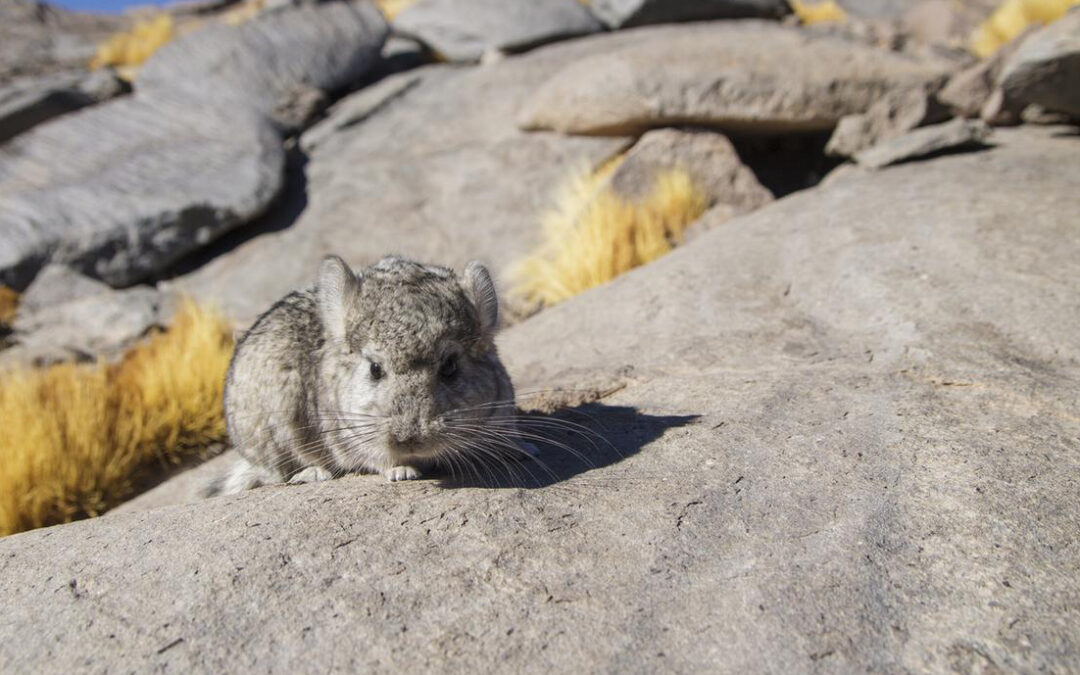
left=436, top=402, right=698, bottom=489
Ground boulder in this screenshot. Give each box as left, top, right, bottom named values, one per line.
left=14, top=263, right=112, bottom=314
left=137, top=0, right=389, bottom=130
left=2, top=282, right=161, bottom=368
left=0, top=99, right=285, bottom=289
left=0, top=1, right=388, bottom=290
left=1, top=126, right=1078, bottom=672
left=998, top=8, right=1080, bottom=117
left=826, top=87, right=951, bottom=158
left=518, top=21, right=952, bottom=136
left=392, top=0, right=602, bottom=63
left=587, top=0, right=789, bottom=28
left=937, top=28, right=1031, bottom=118
left=606, top=128, right=774, bottom=215
left=174, top=32, right=641, bottom=323
left=854, top=117, right=991, bottom=168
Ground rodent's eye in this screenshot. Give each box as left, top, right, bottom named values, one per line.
left=369, top=361, right=384, bottom=382
left=439, top=355, right=458, bottom=380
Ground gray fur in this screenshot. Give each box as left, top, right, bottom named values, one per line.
left=210, top=255, right=521, bottom=494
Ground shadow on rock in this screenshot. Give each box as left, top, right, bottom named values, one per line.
left=437, top=402, right=699, bottom=489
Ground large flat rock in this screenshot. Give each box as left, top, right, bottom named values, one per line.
left=392, top=0, right=602, bottom=63
left=173, top=34, right=636, bottom=323
left=0, top=99, right=284, bottom=288
left=518, top=21, right=953, bottom=136
left=138, top=0, right=388, bottom=129
left=1, top=126, right=1077, bottom=672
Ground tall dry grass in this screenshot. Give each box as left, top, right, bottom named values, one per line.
left=789, top=0, right=848, bottom=24
left=89, top=14, right=176, bottom=73
left=970, top=0, right=1080, bottom=56
left=0, top=301, right=233, bottom=536
left=510, top=162, right=708, bottom=308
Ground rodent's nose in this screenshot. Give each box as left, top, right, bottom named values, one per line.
left=389, top=423, right=420, bottom=446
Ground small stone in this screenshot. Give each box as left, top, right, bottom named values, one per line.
left=854, top=117, right=991, bottom=169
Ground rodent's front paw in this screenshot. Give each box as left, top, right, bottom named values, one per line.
left=288, top=466, right=333, bottom=484
left=384, top=466, right=422, bottom=482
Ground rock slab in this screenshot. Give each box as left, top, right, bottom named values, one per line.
left=1, top=126, right=1077, bottom=673
left=393, top=0, right=602, bottom=62
left=854, top=117, right=991, bottom=168
left=518, top=21, right=952, bottom=136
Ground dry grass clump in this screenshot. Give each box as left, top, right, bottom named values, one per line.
left=970, top=0, right=1080, bottom=56
left=789, top=0, right=848, bottom=24
left=510, top=162, right=708, bottom=308
left=89, top=14, right=176, bottom=74
left=0, top=287, right=17, bottom=327
left=375, top=0, right=418, bottom=20
left=0, top=300, right=234, bottom=537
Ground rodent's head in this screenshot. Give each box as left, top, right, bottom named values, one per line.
left=316, top=255, right=513, bottom=471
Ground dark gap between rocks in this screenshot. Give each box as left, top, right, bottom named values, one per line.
left=728, top=131, right=843, bottom=198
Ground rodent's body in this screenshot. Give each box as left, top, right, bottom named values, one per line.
left=211, top=256, right=525, bottom=495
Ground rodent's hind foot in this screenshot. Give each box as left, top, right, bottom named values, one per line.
left=385, top=466, right=422, bottom=482
left=288, top=466, right=333, bottom=484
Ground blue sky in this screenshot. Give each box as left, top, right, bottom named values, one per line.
left=52, top=0, right=174, bottom=13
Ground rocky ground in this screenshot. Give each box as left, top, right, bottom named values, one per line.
left=1, top=0, right=1079, bottom=671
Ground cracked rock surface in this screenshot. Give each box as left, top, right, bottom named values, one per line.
left=2, top=126, right=1077, bottom=673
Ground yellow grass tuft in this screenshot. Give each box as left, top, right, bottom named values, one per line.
left=89, top=14, right=176, bottom=72
left=0, top=300, right=234, bottom=537
left=375, top=0, right=418, bottom=20
left=789, top=0, right=848, bottom=24
left=0, top=287, right=17, bottom=327
left=510, top=163, right=708, bottom=308
left=970, top=0, right=1080, bottom=56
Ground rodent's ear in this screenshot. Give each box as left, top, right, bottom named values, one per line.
left=318, top=255, right=360, bottom=345
left=461, top=261, right=499, bottom=339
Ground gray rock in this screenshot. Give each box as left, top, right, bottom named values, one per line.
left=14, top=263, right=111, bottom=314
left=0, top=98, right=285, bottom=289
left=137, top=0, right=389, bottom=130
left=0, top=0, right=124, bottom=84
left=826, top=87, right=951, bottom=158
left=518, top=21, right=952, bottom=136
left=393, top=0, right=602, bottom=63
left=0, top=1, right=388, bottom=290
left=998, top=8, right=1080, bottom=117
left=174, top=34, right=638, bottom=324
left=938, top=25, right=1037, bottom=118
left=2, top=127, right=1078, bottom=673
left=854, top=117, right=991, bottom=168
left=606, top=128, right=774, bottom=215
left=0, top=69, right=128, bottom=145
left=300, top=71, right=421, bottom=153
left=0, top=74, right=92, bottom=145
left=2, top=283, right=160, bottom=367
left=587, top=0, right=789, bottom=28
